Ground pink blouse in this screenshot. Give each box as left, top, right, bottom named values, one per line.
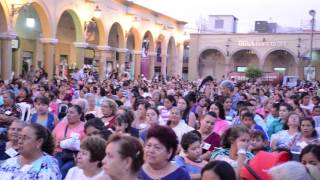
left=52, top=119, right=85, bottom=152
left=213, top=118, right=231, bottom=136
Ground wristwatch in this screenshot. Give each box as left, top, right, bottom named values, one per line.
left=237, top=149, right=246, bottom=155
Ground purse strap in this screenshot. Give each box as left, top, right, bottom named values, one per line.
left=243, top=162, right=262, bottom=180
left=64, top=124, right=69, bottom=139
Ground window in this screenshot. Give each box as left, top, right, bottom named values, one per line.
left=215, top=19, right=224, bottom=29
left=236, top=67, right=247, bottom=72
left=274, top=67, right=286, bottom=74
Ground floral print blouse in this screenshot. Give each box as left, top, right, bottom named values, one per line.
left=0, top=153, right=61, bottom=180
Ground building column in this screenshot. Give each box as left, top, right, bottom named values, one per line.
left=0, top=32, right=17, bottom=81
left=174, top=43, right=184, bottom=78
left=134, top=51, right=142, bottom=80
left=97, top=45, right=111, bottom=80
left=224, top=58, right=232, bottom=77
left=73, top=42, right=88, bottom=69
left=40, top=38, right=58, bottom=79
left=117, top=48, right=127, bottom=74
left=161, top=53, right=167, bottom=77
left=149, top=51, right=156, bottom=79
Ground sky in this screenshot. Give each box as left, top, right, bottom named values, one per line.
left=134, top=0, right=320, bottom=32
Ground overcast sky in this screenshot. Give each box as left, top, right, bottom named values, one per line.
left=134, top=0, right=320, bottom=32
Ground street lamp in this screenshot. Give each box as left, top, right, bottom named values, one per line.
left=309, top=10, right=316, bottom=61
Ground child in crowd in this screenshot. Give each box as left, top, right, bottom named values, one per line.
left=175, top=131, right=207, bottom=180
left=249, top=131, right=270, bottom=155
left=241, top=112, right=268, bottom=141
left=312, top=105, right=320, bottom=129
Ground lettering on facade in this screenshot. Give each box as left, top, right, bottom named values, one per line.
left=238, top=41, right=287, bottom=47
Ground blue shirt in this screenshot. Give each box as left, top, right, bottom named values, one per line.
left=138, top=166, right=191, bottom=180
left=174, top=156, right=203, bottom=174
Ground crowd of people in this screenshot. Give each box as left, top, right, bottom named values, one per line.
left=0, top=69, right=319, bottom=180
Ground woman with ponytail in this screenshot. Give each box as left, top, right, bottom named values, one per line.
left=0, top=123, right=61, bottom=179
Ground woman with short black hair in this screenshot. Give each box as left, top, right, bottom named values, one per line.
left=139, top=125, right=190, bottom=180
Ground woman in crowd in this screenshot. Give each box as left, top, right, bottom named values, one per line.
left=0, top=120, right=27, bottom=160
left=95, top=87, right=107, bottom=108
left=31, top=96, right=59, bottom=131
left=84, top=93, right=102, bottom=118
left=100, top=99, right=118, bottom=129
left=139, top=107, right=160, bottom=143
left=222, top=96, right=237, bottom=121
left=300, top=92, right=313, bottom=114
left=159, top=95, right=176, bottom=125
left=139, top=125, right=191, bottom=180
left=197, top=112, right=221, bottom=159
left=300, top=144, right=320, bottom=170
left=53, top=104, right=85, bottom=178
left=290, top=117, right=319, bottom=155
left=211, top=126, right=254, bottom=175
left=84, top=117, right=112, bottom=140
left=0, top=124, right=61, bottom=179
left=65, top=136, right=106, bottom=180
left=201, top=160, right=236, bottom=180
left=102, top=134, right=143, bottom=180
left=193, top=96, right=209, bottom=122
left=177, top=97, right=192, bottom=127
left=16, top=87, right=33, bottom=104
left=167, top=107, right=194, bottom=142
left=207, top=101, right=230, bottom=136
left=132, top=101, right=150, bottom=131
left=115, top=112, right=139, bottom=137
left=271, top=112, right=300, bottom=150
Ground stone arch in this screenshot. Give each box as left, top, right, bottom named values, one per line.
left=166, top=36, right=177, bottom=76
left=87, top=18, right=106, bottom=45
left=263, top=47, right=298, bottom=64
left=108, top=22, right=125, bottom=48
left=55, top=9, right=84, bottom=71
left=199, top=46, right=227, bottom=58
left=155, top=34, right=166, bottom=75
left=198, top=48, right=226, bottom=79
left=29, top=1, right=53, bottom=37
left=0, top=1, right=9, bottom=32
left=230, top=47, right=262, bottom=62
left=140, top=30, right=155, bottom=78
left=230, top=49, right=260, bottom=72
left=126, top=27, right=141, bottom=50
left=56, top=9, right=84, bottom=42
left=142, top=30, right=155, bottom=50
left=264, top=49, right=296, bottom=75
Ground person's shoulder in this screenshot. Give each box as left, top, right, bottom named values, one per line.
left=211, top=148, right=229, bottom=159
left=174, top=166, right=191, bottom=179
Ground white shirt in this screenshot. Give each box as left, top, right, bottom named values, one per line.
left=172, top=120, right=194, bottom=142
left=65, top=167, right=105, bottom=180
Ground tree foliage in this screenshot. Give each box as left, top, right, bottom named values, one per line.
left=245, top=65, right=263, bottom=79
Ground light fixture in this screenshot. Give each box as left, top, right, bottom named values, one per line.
left=93, top=5, right=102, bottom=19
left=26, top=17, right=35, bottom=28
left=309, top=10, right=316, bottom=17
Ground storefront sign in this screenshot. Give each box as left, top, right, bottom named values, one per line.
left=238, top=41, right=287, bottom=47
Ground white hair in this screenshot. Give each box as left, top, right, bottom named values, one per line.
left=268, top=161, right=311, bottom=180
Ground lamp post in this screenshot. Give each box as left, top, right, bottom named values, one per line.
left=309, top=10, right=316, bottom=61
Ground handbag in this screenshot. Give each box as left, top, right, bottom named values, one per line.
left=59, top=124, right=78, bottom=162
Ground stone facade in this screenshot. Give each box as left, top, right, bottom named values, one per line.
left=189, top=33, right=320, bottom=81
left=0, top=0, right=186, bottom=80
